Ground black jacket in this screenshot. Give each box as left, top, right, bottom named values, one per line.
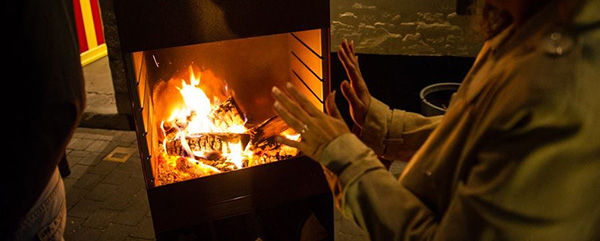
left=2, top=0, right=86, bottom=234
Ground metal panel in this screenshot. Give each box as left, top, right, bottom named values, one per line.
left=147, top=156, right=331, bottom=234
left=113, top=0, right=330, bottom=52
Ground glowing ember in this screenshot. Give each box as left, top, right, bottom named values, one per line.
left=155, top=66, right=299, bottom=186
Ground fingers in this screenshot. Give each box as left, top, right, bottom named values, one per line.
left=338, top=40, right=357, bottom=68
left=337, top=45, right=356, bottom=73
left=342, top=40, right=354, bottom=59
left=340, top=80, right=364, bottom=110
left=272, top=86, right=313, bottom=122
left=338, top=49, right=362, bottom=89
left=273, top=101, right=305, bottom=132
left=274, top=135, right=304, bottom=149
left=338, top=41, right=369, bottom=97
left=284, top=82, right=322, bottom=117
left=325, top=91, right=342, bottom=119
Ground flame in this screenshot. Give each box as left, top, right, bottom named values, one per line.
left=155, top=65, right=298, bottom=186
left=171, top=67, right=226, bottom=133
left=168, top=66, right=250, bottom=161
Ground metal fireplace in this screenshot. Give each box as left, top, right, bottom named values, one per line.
left=109, top=0, right=332, bottom=239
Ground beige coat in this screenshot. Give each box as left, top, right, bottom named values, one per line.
left=320, top=1, right=600, bottom=240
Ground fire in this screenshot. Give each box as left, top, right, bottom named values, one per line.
left=155, top=66, right=299, bottom=186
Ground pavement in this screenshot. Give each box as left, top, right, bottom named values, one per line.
left=66, top=56, right=384, bottom=240
left=64, top=128, right=154, bottom=241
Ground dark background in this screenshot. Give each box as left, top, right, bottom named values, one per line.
left=329, top=53, right=475, bottom=126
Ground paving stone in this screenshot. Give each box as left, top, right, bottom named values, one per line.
left=79, top=129, right=112, bottom=138
left=64, top=224, right=103, bottom=241
left=126, top=237, right=155, bottom=241
left=86, top=183, right=118, bottom=201
left=79, top=153, right=102, bottom=166
left=114, top=131, right=138, bottom=144
left=102, top=192, right=135, bottom=211
left=86, top=140, right=111, bottom=153
left=96, top=133, right=116, bottom=141
left=66, top=186, right=88, bottom=209
left=130, top=167, right=145, bottom=179
left=117, top=157, right=141, bottom=172
left=89, top=160, right=119, bottom=175
left=69, top=199, right=102, bottom=219
left=66, top=155, right=84, bottom=167
left=117, top=177, right=145, bottom=195
left=112, top=192, right=150, bottom=226
left=68, top=150, right=92, bottom=158
left=72, top=131, right=88, bottom=140
left=82, top=208, right=120, bottom=229
left=65, top=216, right=85, bottom=231
left=69, top=164, right=91, bottom=179
left=66, top=138, right=79, bottom=148
left=79, top=133, right=109, bottom=140
left=101, top=223, right=134, bottom=240
left=73, top=173, right=104, bottom=190
left=129, top=190, right=151, bottom=211
left=103, top=169, right=133, bottom=185
left=129, top=217, right=155, bottom=240
left=67, top=138, right=94, bottom=151
left=112, top=206, right=147, bottom=226
left=63, top=177, right=77, bottom=191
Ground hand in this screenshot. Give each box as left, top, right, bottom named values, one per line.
left=272, top=83, right=350, bottom=161
left=338, top=39, right=371, bottom=128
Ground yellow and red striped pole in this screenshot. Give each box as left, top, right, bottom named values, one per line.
left=73, top=0, right=107, bottom=66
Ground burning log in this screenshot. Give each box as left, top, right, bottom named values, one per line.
left=248, top=116, right=290, bottom=144
left=164, top=133, right=250, bottom=158
left=209, top=97, right=246, bottom=130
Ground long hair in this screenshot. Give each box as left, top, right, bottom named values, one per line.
left=472, top=1, right=513, bottom=39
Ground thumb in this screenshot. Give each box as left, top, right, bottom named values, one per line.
left=326, top=91, right=342, bottom=119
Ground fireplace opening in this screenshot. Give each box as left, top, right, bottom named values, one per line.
left=132, top=29, right=326, bottom=186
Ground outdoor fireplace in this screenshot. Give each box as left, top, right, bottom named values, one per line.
left=109, top=0, right=332, bottom=239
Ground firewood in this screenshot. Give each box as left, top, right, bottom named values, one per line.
left=248, top=116, right=290, bottom=144
left=165, top=133, right=250, bottom=156
left=209, top=97, right=246, bottom=130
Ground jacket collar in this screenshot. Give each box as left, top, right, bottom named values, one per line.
left=487, top=0, right=562, bottom=58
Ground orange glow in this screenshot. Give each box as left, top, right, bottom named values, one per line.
left=155, top=65, right=299, bottom=186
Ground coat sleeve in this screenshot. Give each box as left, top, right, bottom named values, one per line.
left=320, top=133, right=440, bottom=240
left=320, top=111, right=600, bottom=240
left=358, top=97, right=443, bottom=162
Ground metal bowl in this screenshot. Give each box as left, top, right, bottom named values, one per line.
left=419, top=82, right=461, bottom=116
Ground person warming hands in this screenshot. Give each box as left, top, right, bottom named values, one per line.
left=271, top=0, right=600, bottom=240
left=271, top=83, right=350, bottom=161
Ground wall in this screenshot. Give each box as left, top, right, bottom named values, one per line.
left=74, top=0, right=108, bottom=66
left=330, top=0, right=483, bottom=56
